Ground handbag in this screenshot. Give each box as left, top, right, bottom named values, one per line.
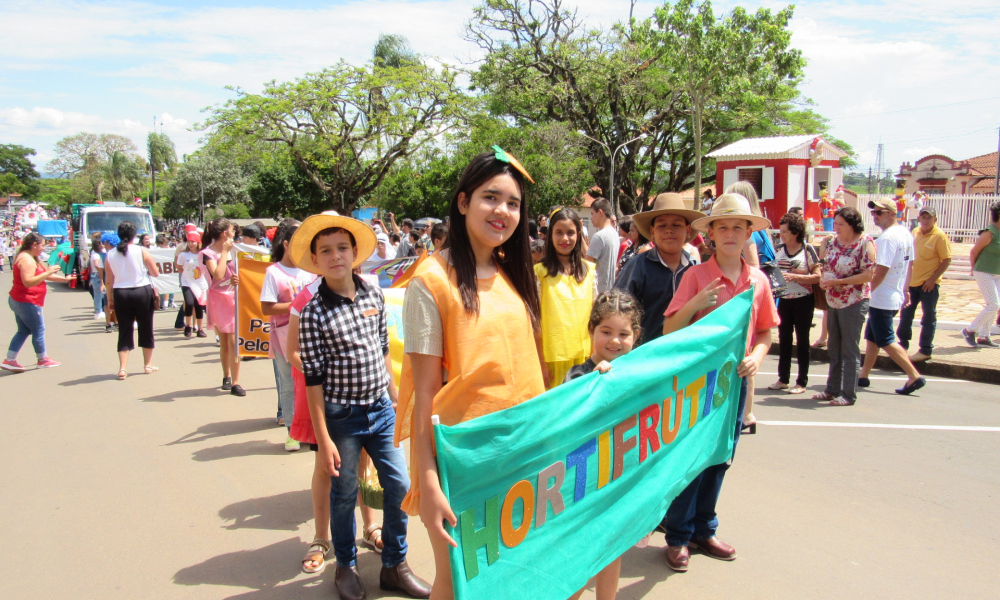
left=805, top=244, right=829, bottom=310
left=760, top=260, right=788, bottom=299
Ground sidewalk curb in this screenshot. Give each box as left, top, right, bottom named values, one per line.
left=768, top=342, right=1000, bottom=386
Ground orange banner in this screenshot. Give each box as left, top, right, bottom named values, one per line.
left=236, top=255, right=271, bottom=358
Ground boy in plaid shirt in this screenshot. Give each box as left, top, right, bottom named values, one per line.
left=293, top=214, right=431, bottom=600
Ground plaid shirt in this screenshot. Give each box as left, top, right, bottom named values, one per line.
left=299, top=275, right=391, bottom=405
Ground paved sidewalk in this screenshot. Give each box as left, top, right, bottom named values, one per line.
left=772, top=277, right=1000, bottom=384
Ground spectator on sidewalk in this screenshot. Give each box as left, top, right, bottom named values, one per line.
left=769, top=212, right=822, bottom=394
left=813, top=208, right=876, bottom=406
left=906, top=192, right=925, bottom=231
left=856, top=198, right=926, bottom=395
left=962, top=202, right=1000, bottom=348
left=585, top=197, right=619, bottom=293
left=897, top=207, right=951, bottom=361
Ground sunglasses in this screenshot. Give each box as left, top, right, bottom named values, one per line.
left=870, top=209, right=890, bottom=216
left=492, top=145, right=535, bottom=184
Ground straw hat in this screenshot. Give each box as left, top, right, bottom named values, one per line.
left=288, top=212, right=376, bottom=275
left=631, top=193, right=704, bottom=239
left=692, top=193, right=772, bottom=232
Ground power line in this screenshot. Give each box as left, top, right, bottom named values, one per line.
left=829, top=95, right=1000, bottom=121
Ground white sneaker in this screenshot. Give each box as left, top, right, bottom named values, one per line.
left=284, top=436, right=301, bottom=452
left=94, top=311, right=105, bottom=320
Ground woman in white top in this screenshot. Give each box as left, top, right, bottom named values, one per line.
left=106, top=220, right=160, bottom=380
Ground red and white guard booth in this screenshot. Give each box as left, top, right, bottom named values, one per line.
left=707, top=135, right=848, bottom=226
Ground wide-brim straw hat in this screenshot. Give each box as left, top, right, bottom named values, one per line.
left=632, top=193, right=705, bottom=239
left=692, top=193, right=772, bottom=233
left=289, top=212, right=376, bottom=275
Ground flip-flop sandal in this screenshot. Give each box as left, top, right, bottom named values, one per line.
left=302, top=538, right=330, bottom=574
left=811, top=391, right=834, bottom=400
left=144, top=365, right=159, bottom=374
left=361, top=524, right=383, bottom=554
left=118, top=369, right=128, bottom=380
left=830, top=397, right=856, bottom=406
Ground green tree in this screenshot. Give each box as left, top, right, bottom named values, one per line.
left=650, top=0, right=805, bottom=197
left=0, top=144, right=41, bottom=196
left=163, top=151, right=252, bottom=221
left=372, top=33, right=419, bottom=67
left=246, top=150, right=329, bottom=219
left=47, top=133, right=137, bottom=177
left=96, top=151, right=147, bottom=202
left=203, top=57, right=469, bottom=215
left=147, top=132, right=177, bottom=205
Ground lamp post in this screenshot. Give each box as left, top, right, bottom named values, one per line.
left=578, top=131, right=648, bottom=218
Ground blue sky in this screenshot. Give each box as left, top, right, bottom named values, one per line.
left=2, top=0, right=998, bottom=176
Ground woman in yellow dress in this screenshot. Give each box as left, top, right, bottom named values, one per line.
left=534, top=207, right=596, bottom=388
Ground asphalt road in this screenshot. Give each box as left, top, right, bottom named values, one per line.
left=1, top=274, right=998, bottom=599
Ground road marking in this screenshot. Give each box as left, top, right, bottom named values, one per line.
left=758, top=421, right=1000, bottom=432
left=757, top=372, right=962, bottom=383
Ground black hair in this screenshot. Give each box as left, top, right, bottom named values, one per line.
left=778, top=212, right=806, bottom=244
left=431, top=222, right=449, bottom=246
left=390, top=232, right=400, bottom=244
left=203, top=217, right=232, bottom=248
left=990, top=202, right=1000, bottom=224
left=402, top=218, right=414, bottom=229
left=541, top=208, right=588, bottom=283
left=591, top=197, right=612, bottom=218
left=619, top=217, right=632, bottom=234
left=442, top=150, right=540, bottom=330
left=408, top=230, right=420, bottom=244
left=155, top=234, right=167, bottom=246
left=528, top=219, right=538, bottom=239
left=310, top=227, right=356, bottom=254
left=117, top=220, right=136, bottom=255
left=271, top=218, right=300, bottom=263
left=835, top=207, right=865, bottom=234
left=241, top=224, right=260, bottom=240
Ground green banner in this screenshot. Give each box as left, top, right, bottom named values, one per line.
left=433, top=290, right=753, bottom=600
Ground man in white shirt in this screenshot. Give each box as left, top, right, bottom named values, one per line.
left=585, top=197, right=619, bottom=293
left=857, top=198, right=926, bottom=395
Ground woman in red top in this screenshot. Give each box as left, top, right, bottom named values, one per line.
left=2, top=232, right=69, bottom=372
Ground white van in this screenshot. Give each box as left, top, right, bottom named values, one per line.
left=71, top=202, right=157, bottom=284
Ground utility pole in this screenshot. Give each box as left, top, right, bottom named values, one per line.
left=994, top=123, right=999, bottom=196
left=874, top=142, right=885, bottom=196
left=867, top=167, right=873, bottom=194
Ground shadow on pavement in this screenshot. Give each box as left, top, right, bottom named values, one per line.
left=168, top=418, right=277, bottom=445
left=192, top=440, right=288, bottom=461
left=756, top=391, right=829, bottom=410
left=140, top=387, right=226, bottom=403
left=218, top=490, right=313, bottom=531
left=615, top=544, right=674, bottom=599
left=59, top=373, right=121, bottom=386
left=173, top=537, right=305, bottom=590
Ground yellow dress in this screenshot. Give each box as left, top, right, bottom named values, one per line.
left=534, top=262, right=595, bottom=388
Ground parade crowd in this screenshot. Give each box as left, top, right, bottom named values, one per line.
left=4, top=148, right=1000, bottom=600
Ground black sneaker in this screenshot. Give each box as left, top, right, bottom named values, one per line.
left=857, top=377, right=870, bottom=388
left=230, top=384, right=246, bottom=397
left=221, top=376, right=232, bottom=391
left=105, top=324, right=113, bottom=333
left=977, top=337, right=1000, bottom=348
left=961, top=329, right=978, bottom=348
left=196, top=328, right=208, bottom=338
left=184, top=326, right=192, bottom=338
left=895, top=377, right=926, bottom=395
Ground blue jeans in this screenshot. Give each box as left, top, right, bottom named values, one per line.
left=91, top=278, right=106, bottom=314
left=272, top=352, right=295, bottom=431
left=7, top=297, right=46, bottom=359
left=324, top=394, right=410, bottom=568
left=897, top=284, right=938, bottom=356
left=663, top=377, right=747, bottom=546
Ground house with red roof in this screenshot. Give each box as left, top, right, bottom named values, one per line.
left=897, top=152, right=998, bottom=195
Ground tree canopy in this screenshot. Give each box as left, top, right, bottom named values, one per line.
left=203, top=57, right=469, bottom=215
left=0, top=144, right=41, bottom=196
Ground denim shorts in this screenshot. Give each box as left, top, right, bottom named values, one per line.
left=864, top=307, right=898, bottom=347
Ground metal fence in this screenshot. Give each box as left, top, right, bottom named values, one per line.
left=851, top=194, right=1000, bottom=241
